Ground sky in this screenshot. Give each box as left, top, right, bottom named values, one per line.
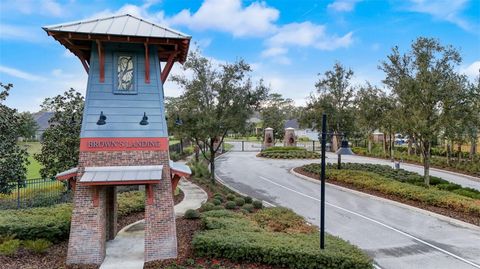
left=0, top=0, right=479, bottom=112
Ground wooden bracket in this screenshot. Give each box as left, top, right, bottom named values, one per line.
left=144, top=43, right=150, bottom=84
left=62, top=38, right=89, bottom=74
left=160, top=52, right=176, bottom=84
left=146, top=184, right=154, bottom=205
left=96, top=40, right=105, bottom=83
left=92, top=187, right=99, bottom=207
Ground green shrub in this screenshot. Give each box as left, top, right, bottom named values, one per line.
left=226, top=194, right=236, bottom=201
left=252, top=200, right=263, bottom=209
left=0, top=239, right=21, bottom=256
left=184, top=209, right=201, bottom=219
left=0, top=204, right=72, bottom=242
left=244, top=196, right=253, bottom=204
left=23, top=239, right=52, bottom=254
left=212, top=199, right=222, bottom=206
left=301, top=164, right=480, bottom=218
left=235, top=197, right=245, bottom=206
left=212, top=205, right=224, bottom=210
left=193, top=210, right=372, bottom=269
left=225, top=201, right=236, bottom=209
left=189, top=160, right=211, bottom=179
left=242, top=204, right=254, bottom=213
left=200, top=202, right=215, bottom=212
left=117, top=191, right=145, bottom=217
left=252, top=208, right=316, bottom=234
left=213, top=193, right=224, bottom=202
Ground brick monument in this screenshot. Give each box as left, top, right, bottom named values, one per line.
left=284, top=127, right=297, bottom=147
left=264, top=127, right=274, bottom=149
left=46, top=14, right=191, bottom=265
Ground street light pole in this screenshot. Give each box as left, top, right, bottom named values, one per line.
left=320, top=113, right=327, bottom=249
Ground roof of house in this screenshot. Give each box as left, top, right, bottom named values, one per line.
left=33, top=111, right=54, bottom=131
left=79, top=165, right=163, bottom=186
left=284, top=119, right=300, bottom=129
left=43, top=14, right=190, bottom=39
left=43, top=14, right=191, bottom=64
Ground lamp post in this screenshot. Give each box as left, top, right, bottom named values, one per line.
left=335, top=137, right=354, bottom=169
left=319, top=114, right=354, bottom=249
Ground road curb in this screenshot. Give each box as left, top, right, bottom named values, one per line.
left=214, top=152, right=275, bottom=208
left=289, top=168, right=480, bottom=231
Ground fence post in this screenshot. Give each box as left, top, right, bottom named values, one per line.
left=16, top=182, right=20, bottom=209
left=313, top=141, right=315, bottom=152
left=242, top=141, right=244, bottom=151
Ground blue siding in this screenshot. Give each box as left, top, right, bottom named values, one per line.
left=80, top=43, right=168, bottom=138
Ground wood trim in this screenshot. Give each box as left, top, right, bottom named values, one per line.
left=80, top=137, right=169, bottom=152
left=144, top=43, right=150, bottom=84
left=147, top=184, right=154, bottom=205
left=56, top=172, right=77, bottom=181
left=161, top=53, right=176, bottom=83
left=96, top=40, right=105, bottom=83
left=61, top=38, right=90, bottom=73
left=81, top=180, right=161, bottom=186
left=170, top=170, right=190, bottom=178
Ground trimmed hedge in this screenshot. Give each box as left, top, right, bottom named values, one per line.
left=0, top=190, right=153, bottom=242
left=0, top=204, right=72, bottom=242
left=259, top=147, right=320, bottom=159
left=301, top=164, right=480, bottom=217
left=193, top=210, right=373, bottom=269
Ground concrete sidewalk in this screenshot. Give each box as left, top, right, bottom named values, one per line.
left=100, top=179, right=207, bottom=269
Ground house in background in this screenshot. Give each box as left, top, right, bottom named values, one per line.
left=33, top=111, right=54, bottom=140
left=284, top=119, right=319, bottom=141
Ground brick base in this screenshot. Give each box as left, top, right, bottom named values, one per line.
left=66, top=150, right=177, bottom=266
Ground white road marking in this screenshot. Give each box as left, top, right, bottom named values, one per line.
left=258, top=175, right=480, bottom=269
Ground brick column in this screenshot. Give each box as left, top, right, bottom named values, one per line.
left=66, top=184, right=107, bottom=265
left=106, top=186, right=117, bottom=241
left=144, top=164, right=177, bottom=261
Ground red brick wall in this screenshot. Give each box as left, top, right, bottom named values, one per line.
left=66, top=150, right=177, bottom=265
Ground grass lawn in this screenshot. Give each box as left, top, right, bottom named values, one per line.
left=19, top=142, right=43, bottom=179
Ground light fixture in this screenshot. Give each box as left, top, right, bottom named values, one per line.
left=140, top=112, right=149, bottom=125
left=96, top=111, right=106, bottom=125
left=175, top=115, right=183, bottom=126
left=335, top=137, right=354, bottom=169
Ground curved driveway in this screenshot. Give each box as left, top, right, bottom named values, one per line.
left=216, top=151, right=480, bottom=269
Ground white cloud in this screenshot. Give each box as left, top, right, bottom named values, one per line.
left=460, top=60, right=480, bottom=80
left=0, top=24, right=44, bottom=42
left=88, top=4, right=168, bottom=25
left=261, top=47, right=288, bottom=57
left=406, top=0, right=473, bottom=31
left=168, top=0, right=279, bottom=37
left=0, top=0, right=65, bottom=17
left=0, top=65, right=45, bottom=81
left=328, top=0, right=362, bottom=12
left=266, top=22, right=353, bottom=51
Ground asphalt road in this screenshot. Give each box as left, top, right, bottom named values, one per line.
left=226, top=141, right=480, bottom=191
left=215, top=150, right=480, bottom=269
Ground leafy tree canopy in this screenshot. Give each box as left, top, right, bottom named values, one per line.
left=0, top=83, right=29, bottom=194
left=34, top=88, right=84, bottom=179
left=172, top=50, right=269, bottom=181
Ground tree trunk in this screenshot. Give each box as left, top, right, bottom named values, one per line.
left=407, top=138, right=413, bottom=156
left=383, top=132, right=387, bottom=157
left=209, top=140, right=216, bottom=184
left=470, top=138, right=477, bottom=160
left=457, top=143, right=462, bottom=161
left=422, top=141, right=431, bottom=186
left=446, top=142, right=451, bottom=166
left=390, top=131, right=394, bottom=161
left=368, top=138, right=372, bottom=154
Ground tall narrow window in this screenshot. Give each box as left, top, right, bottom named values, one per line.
left=117, top=55, right=134, bottom=91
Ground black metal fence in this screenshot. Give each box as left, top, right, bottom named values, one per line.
left=226, top=141, right=324, bottom=152
left=0, top=178, right=71, bottom=210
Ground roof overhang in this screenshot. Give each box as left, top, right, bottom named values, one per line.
left=79, top=165, right=163, bottom=186
left=55, top=167, right=78, bottom=181
left=43, top=14, right=191, bottom=68
left=169, top=160, right=191, bottom=178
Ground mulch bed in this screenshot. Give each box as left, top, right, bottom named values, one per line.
left=294, top=167, right=480, bottom=226
left=0, top=190, right=186, bottom=269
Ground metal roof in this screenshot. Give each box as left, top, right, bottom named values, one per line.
left=169, top=160, right=191, bottom=176
left=43, top=14, right=190, bottom=39
left=55, top=167, right=78, bottom=180
left=79, top=165, right=163, bottom=185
